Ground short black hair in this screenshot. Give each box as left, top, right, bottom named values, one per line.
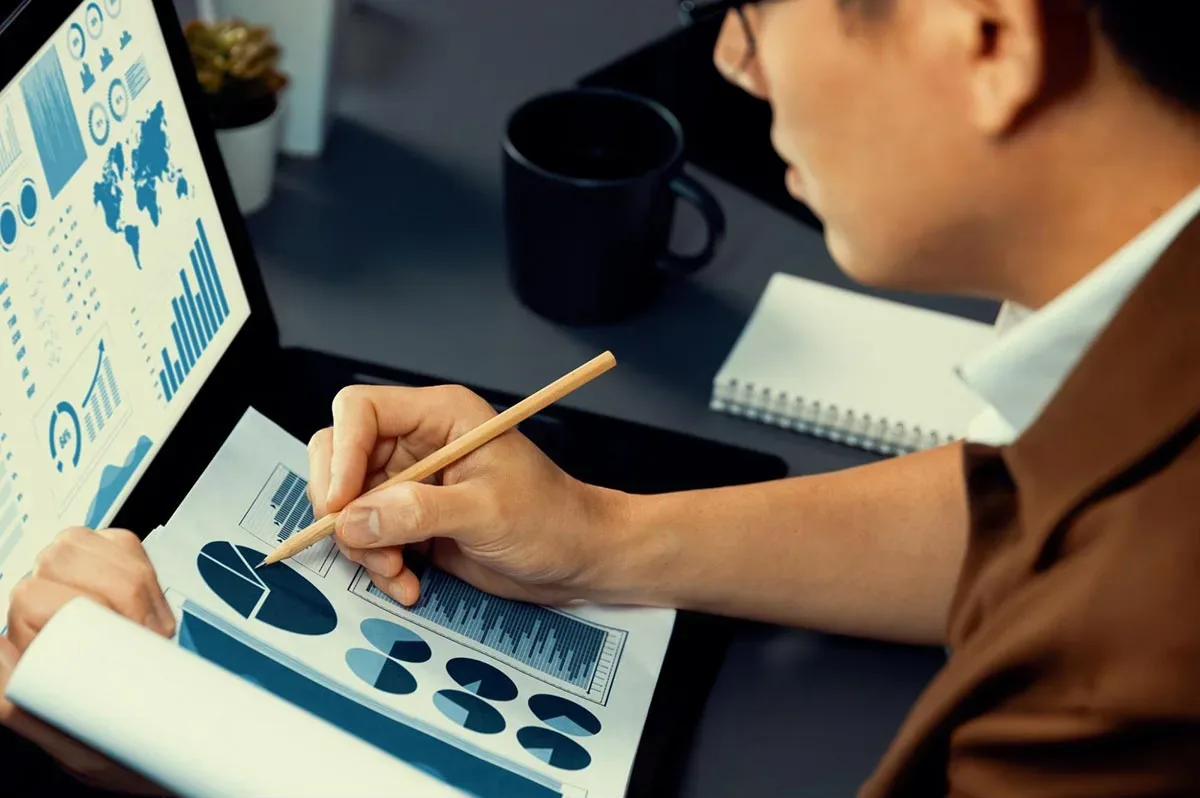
left=1090, top=0, right=1199, bottom=112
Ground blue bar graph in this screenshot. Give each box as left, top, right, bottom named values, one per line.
left=20, top=47, right=87, bottom=198
left=0, top=107, right=21, bottom=180
left=158, top=220, right=229, bottom=402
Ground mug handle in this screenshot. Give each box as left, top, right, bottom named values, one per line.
left=661, top=173, right=727, bottom=275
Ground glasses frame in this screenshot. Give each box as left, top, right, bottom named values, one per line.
left=678, top=0, right=758, bottom=72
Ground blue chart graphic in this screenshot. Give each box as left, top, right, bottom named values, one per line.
left=21, top=47, right=88, bottom=199
left=19, top=180, right=38, bottom=226
left=178, top=602, right=562, bottom=798
left=0, top=277, right=33, bottom=399
left=351, top=564, right=626, bottom=703
left=528, top=694, right=601, bottom=737
left=0, top=107, right=20, bottom=178
left=346, top=648, right=417, bottom=695
left=84, top=3, right=104, bottom=39
left=158, top=219, right=229, bottom=401
left=88, top=103, right=110, bottom=145
left=0, top=434, right=29, bottom=573
left=447, top=657, right=519, bottom=702
left=67, top=23, right=87, bottom=61
left=120, top=31, right=132, bottom=50
left=99, top=48, right=114, bottom=73
left=238, top=464, right=336, bottom=575
left=49, top=401, right=82, bottom=472
left=46, top=336, right=124, bottom=484
left=80, top=339, right=121, bottom=444
left=81, top=64, right=96, bottom=94
left=125, top=57, right=149, bottom=99
left=107, top=79, right=127, bottom=121
left=434, top=690, right=506, bottom=735
left=84, top=434, right=151, bottom=528
left=0, top=205, right=15, bottom=251
left=197, top=541, right=337, bottom=636
left=517, top=727, right=591, bottom=772
left=105, top=0, right=122, bottom=18
left=361, top=618, right=433, bottom=662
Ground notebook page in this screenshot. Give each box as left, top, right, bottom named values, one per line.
left=715, top=273, right=996, bottom=440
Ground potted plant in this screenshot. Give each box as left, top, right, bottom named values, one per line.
left=185, top=18, right=289, bottom=214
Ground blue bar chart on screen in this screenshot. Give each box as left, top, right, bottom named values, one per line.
left=20, top=47, right=88, bottom=199
left=175, top=600, right=565, bottom=798
left=238, top=464, right=337, bottom=576
left=350, top=565, right=627, bottom=704
left=0, top=106, right=22, bottom=181
left=0, top=433, right=31, bottom=582
left=157, top=219, right=229, bottom=403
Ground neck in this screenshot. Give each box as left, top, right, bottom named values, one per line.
left=992, top=71, right=1200, bottom=309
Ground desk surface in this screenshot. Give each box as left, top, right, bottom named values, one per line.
left=245, top=1, right=991, bottom=794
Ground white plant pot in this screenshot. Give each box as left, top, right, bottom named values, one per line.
left=215, top=106, right=282, bottom=216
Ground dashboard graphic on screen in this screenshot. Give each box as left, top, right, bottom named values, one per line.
left=0, top=0, right=251, bottom=609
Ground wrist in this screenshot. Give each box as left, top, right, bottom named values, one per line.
left=575, top=486, right=677, bottom=607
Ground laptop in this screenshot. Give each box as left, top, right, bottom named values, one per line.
left=0, top=0, right=786, bottom=794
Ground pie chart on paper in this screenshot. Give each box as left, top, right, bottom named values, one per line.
left=517, top=726, right=591, bottom=771
left=360, top=618, right=432, bottom=662
left=446, top=657, right=518, bottom=702
left=433, top=690, right=506, bottom=734
left=197, top=541, right=337, bottom=635
left=528, top=694, right=601, bottom=737
left=346, top=648, right=417, bottom=695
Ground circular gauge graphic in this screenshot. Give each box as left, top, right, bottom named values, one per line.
left=346, top=648, right=418, bottom=695
left=49, top=402, right=83, bottom=473
left=0, top=205, right=16, bottom=250
left=18, top=180, right=38, bottom=226
left=88, top=103, right=110, bottom=145
left=68, top=22, right=87, bottom=59
left=433, top=690, right=506, bottom=735
left=104, top=0, right=121, bottom=17
left=528, top=694, right=601, bottom=737
left=108, top=79, right=128, bottom=122
left=446, top=658, right=518, bottom=702
left=84, top=2, right=104, bottom=39
left=516, top=727, right=591, bottom=771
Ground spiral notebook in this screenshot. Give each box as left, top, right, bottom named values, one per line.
left=711, top=273, right=998, bottom=455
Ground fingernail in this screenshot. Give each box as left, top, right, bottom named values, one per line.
left=342, top=507, right=380, bottom=545
left=396, top=581, right=410, bottom=605
left=363, top=551, right=390, bottom=575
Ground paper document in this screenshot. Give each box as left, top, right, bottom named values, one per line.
left=8, top=408, right=675, bottom=798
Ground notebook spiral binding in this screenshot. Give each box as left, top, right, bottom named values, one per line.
left=710, top=378, right=954, bottom=456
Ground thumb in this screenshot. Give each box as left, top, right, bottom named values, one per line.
left=336, top=481, right=492, bottom=549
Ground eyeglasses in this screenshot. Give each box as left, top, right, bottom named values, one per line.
left=678, top=1, right=759, bottom=73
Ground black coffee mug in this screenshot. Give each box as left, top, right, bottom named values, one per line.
left=503, top=88, right=726, bottom=325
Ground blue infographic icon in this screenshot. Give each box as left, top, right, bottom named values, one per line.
left=67, top=22, right=87, bottom=60
left=105, top=0, right=122, bottom=17
left=99, top=47, right=114, bottom=72
left=21, top=47, right=88, bottom=198
left=81, top=63, right=96, bottom=93
left=197, top=541, right=337, bottom=635
left=361, top=618, right=432, bottom=663
left=433, top=690, right=506, bottom=735
left=19, top=180, right=38, bottom=226
left=446, top=658, right=519, bottom=702
left=120, top=30, right=132, bottom=50
left=88, top=103, right=110, bottom=146
left=107, top=79, right=128, bottom=122
left=48, top=401, right=83, bottom=472
left=346, top=648, right=417, bottom=695
left=84, top=435, right=151, bottom=528
left=516, top=727, right=591, bottom=771
left=528, top=694, right=601, bottom=737
left=85, top=3, right=104, bottom=39
left=0, top=205, right=15, bottom=250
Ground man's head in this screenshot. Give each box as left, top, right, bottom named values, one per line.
left=714, top=0, right=1200, bottom=306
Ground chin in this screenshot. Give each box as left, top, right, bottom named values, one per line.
left=824, top=226, right=920, bottom=292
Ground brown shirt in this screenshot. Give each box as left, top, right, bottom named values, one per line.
left=862, top=215, right=1200, bottom=797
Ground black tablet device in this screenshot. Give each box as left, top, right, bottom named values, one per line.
left=0, top=1, right=788, bottom=794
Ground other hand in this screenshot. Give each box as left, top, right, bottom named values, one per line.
left=0, top=527, right=173, bottom=796
left=307, top=385, right=629, bottom=606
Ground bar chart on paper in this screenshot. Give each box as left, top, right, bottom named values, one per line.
left=239, top=464, right=336, bottom=576
left=157, top=219, right=230, bottom=403
left=350, top=566, right=626, bottom=704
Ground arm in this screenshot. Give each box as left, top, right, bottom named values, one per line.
left=312, top=385, right=968, bottom=647
left=597, top=443, right=968, bottom=645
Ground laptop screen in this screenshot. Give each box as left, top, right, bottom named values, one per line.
left=0, top=0, right=251, bottom=591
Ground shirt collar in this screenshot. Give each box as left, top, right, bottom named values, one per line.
left=958, top=184, right=1200, bottom=439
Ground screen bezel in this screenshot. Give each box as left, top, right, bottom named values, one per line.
left=1, top=0, right=282, bottom=536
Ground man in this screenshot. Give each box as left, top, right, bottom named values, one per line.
left=3, top=0, right=1198, bottom=794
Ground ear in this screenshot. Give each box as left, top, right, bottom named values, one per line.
left=956, top=0, right=1047, bottom=135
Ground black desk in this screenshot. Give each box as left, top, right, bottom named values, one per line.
left=240, top=2, right=997, bottom=793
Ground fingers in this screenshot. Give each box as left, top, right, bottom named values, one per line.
left=366, top=567, right=423, bottom=607
left=336, top=481, right=496, bottom=550
left=325, top=385, right=497, bottom=511
left=307, top=427, right=334, bottom=517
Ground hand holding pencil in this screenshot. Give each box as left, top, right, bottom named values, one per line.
left=289, top=353, right=627, bottom=608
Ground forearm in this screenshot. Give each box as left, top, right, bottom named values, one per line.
left=592, top=443, right=969, bottom=646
